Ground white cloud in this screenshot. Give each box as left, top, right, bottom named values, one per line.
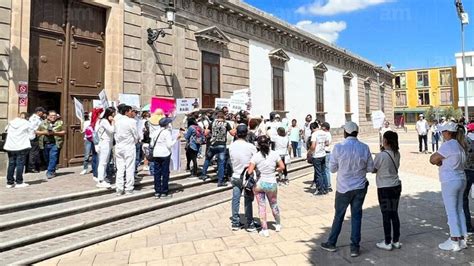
left=296, top=20, right=347, bottom=43
left=296, top=0, right=392, bottom=16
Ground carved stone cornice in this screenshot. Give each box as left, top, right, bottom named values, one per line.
left=314, top=62, right=328, bottom=73
left=343, top=70, right=354, bottom=79
left=269, top=48, right=290, bottom=62
left=195, top=26, right=230, bottom=45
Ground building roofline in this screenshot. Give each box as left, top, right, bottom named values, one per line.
left=393, top=66, right=456, bottom=73
left=455, top=51, right=474, bottom=57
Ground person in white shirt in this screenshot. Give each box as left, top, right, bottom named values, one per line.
left=310, top=122, right=329, bottom=195
left=416, top=114, right=429, bottom=153
left=273, top=127, right=290, bottom=185
left=151, top=117, right=182, bottom=199
left=321, top=122, right=373, bottom=257
left=27, top=107, right=46, bottom=173
left=288, top=119, right=302, bottom=158
left=247, top=135, right=285, bottom=237
left=229, top=124, right=258, bottom=231
left=303, top=114, right=313, bottom=150
left=430, top=122, right=468, bottom=252
left=430, top=120, right=440, bottom=152
left=4, top=113, right=35, bottom=188
left=321, top=122, right=333, bottom=192
left=114, top=105, right=139, bottom=195
left=95, top=107, right=115, bottom=188
left=80, top=112, right=92, bottom=175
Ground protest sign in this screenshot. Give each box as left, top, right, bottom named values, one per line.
left=119, top=93, right=140, bottom=108
left=372, top=110, right=386, bottom=129
left=99, top=89, right=109, bottom=109
left=73, top=97, right=84, bottom=122
left=230, top=97, right=247, bottom=113
left=150, top=97, right=176, bottom=115
left=215, top=98, right=231, bottom=109
left=176, top=98, right=199, bottom=114
left=93, top=100, right=116, bottom=109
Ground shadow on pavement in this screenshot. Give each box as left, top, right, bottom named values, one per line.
left=303, top=190, right=474, bottom=265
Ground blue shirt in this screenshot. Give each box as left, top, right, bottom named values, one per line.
left=185, top=126, right=200, bottom=151
left=330, top=137, right=374, bottom=193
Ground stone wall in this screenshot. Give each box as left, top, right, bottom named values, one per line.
left=0, top=0, right=11, bottom=174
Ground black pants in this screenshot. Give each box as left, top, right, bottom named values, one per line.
left=185, top=148, right=199, bottom=176
left=280, top=155, right=288, bottom=178
left=464, top=170, right=474, bottom=232
left=377, top=184, right=402, bottom=244
left=7, top=149, right=29, bottom=185
left=418, top=135, right=428, bottom=152
left=27, top=140, right=40, bottom=171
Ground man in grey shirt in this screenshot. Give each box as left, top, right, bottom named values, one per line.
left=321, top=122, right=374, bottom=257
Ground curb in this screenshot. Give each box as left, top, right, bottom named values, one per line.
left=14, top=169, right=313, bottom=265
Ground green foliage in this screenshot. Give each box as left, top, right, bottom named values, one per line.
left=443, top=106, right=463, bottom=120
left=424, top=106, right=463, bottom=121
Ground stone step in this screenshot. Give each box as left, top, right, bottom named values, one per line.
left=0, top=167, right=314, bottom=265
left=0, top=160, right=311, bottom=254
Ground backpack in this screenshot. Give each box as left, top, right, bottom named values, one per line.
left=191, top=125, right=206, bottom=145
left=86, top=125, right=102, bottom=146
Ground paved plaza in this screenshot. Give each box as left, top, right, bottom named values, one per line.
left=31, top=130, right=474, bottom=266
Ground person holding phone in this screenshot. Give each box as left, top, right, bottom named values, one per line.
left=36, top=110, right=66, bottom=179
left=96, top=107, right=116, bottom=188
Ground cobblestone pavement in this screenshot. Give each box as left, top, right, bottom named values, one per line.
left=35, top=130, right=474, bottom=266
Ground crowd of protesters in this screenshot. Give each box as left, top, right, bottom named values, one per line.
left=2, top=104, right=474, bottom=256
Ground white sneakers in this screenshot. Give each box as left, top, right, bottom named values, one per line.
left=275, top=224, right=281, bottom=232
left=460, top=239, right=468, bottom=249
left=96, top=182, right=112, bottom=188
left=259, top=230, right=269, bottom=237
left=376, top=241, right=393, bottom=251
left=6, top=183, right=29, bottom=188
left=439, top=239, right=461, bottom=252
left=80, top=169, right=87, bottom=175
left=392, top=242, right=402, bottom=249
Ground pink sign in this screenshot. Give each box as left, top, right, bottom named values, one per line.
left=150, top=97, right=176, bottom=115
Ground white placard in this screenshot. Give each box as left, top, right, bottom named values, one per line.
left=93, top=100, right=117, bottom=109
left=372, top=110, right=386, bottom=129
left=119, top=93, right=140, bottom=108
left=232, top=89, right=250, bottom=100
left=230, top=97, right=247, bottom=113
left=176, top=98, right=199, bottom=114
left=215, top=98, right=231, bottom=109
left=99, top=89, right=109, bottom=109
left=73, top=97, right=84, bottom=122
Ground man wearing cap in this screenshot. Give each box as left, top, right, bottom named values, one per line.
left=416, top=114, right=429, bottom=153
left=114, top=105, right=139, bottom=195
left=27, top=107, right=46, bottom=173
left=229, top=124, right=258, bottom=231
left=321, top=121, right=374, bottom=257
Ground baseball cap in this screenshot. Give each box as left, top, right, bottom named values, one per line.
left=343, top=121, right=359, bottom=134
left=438, top=122, right=458, bottom=132
left=159, top=117, right=173, bottom=127
left=236, top=124, right=248, bottom=137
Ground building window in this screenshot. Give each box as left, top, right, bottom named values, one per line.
left=344, top=79, right=351, bottom=113
left=418, top=89, right=430, bottom=105
left=417, top=71, right=429, bottom=87
left=439, top=69, right=452, bottom=86
left=395, top=91, right=407, bottom=106
left=466, top=56, right=473, bottom=66
left=202, top=52, right=220, bottom=108
left=272, top=67, right=285, bottom=111
left=380, top=87, right=385, bottom=112
left=395, top=73, right=406, bottom=89
left=440, top=89, right=452, bottom=105
left=365, top=82, right=371, bottom=114
left=316, top=74, right=324, bottom=113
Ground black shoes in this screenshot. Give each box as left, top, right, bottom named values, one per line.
left=321, top=242, right=337, bottom=252
left=350, top=246, right=360, bottom=257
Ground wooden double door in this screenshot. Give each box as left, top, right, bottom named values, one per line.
left=28, top=0, right=106, bottom=166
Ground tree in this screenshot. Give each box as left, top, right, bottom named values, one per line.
left=443, top=106, right=463, bottom=121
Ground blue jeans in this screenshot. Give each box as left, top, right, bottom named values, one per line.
left=231, top=177, right=254, bottom=226
left=325, top=152, right=332, bottom=188
left=83, top=140, right=98, bottom=177
left=6, top=149, right=28, bottom=185
left=43, top=143, right=59, bottom=175
left=154, top=156, right=171, bottom=195
left=327, top=182, right=368, bottom=248
left=291, top=141, right=299, bottom=157
left=312, top=156, right=327, bottom=191
left=441, top=179, right=467, bottom=237
left=135, top=143, right=143, bottom=174
left=201, top=145, right=226, bottom=184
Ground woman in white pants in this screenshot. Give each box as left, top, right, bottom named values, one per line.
left=430, top=122, right=468, bottom=252
left=96, top=107, right=116, bottom=188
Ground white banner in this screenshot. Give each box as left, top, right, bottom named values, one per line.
left=176, top=98, right=199, bottom=114
left=73, top=97, right=84, bottom=122
left=215, top=98, right=231, bottom=109
left=99, top=89, right=109, bottom=109
left=230, top=97, right=247, bottom=113
left=372, top=110, right=386, bottom=129
left=119, top=93, right=140, bottom=108
left=93, top=100, right=117, bottom=109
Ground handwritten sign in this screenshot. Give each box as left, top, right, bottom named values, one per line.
left=99, top=89, right=109, bottom=109
left=119, top=93, right=140, bottom=108
left=230, top=97, right=247, bottom=113
left=73, top=97, right=84, bottom=122
left=215, top=98, right=231, bottom=109
left=176, top=98, right=199, bottom=114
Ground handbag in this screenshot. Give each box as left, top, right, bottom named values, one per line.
left=306, top=151, right=313, bottom=164
left=146, top=129, right=163, bottom=161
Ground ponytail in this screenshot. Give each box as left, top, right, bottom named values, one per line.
left=257, top=135, right=271, bottom=158
left=455, top=125, right=468, bottom=151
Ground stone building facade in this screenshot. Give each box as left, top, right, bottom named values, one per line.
left=1, top=0, right=393, bottom=172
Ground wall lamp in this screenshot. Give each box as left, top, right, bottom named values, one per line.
left=147, top=1, right=176, bottom=45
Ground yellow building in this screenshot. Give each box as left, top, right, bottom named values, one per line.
left=392, top=66, right=459, bottom=125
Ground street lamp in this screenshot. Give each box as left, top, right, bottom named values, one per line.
left=455, top=0, right=470, bottom=120
left=147, top=0, right=176, bottom=45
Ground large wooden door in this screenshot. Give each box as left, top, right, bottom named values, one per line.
left=29, top=0, right=106, bottom=166
left=202, top=52, right=220, bottom=109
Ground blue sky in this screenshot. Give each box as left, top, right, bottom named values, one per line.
left=244, top=0, right=474, bottom=70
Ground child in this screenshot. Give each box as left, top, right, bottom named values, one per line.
left=273, top=127, right=290, bottom=185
